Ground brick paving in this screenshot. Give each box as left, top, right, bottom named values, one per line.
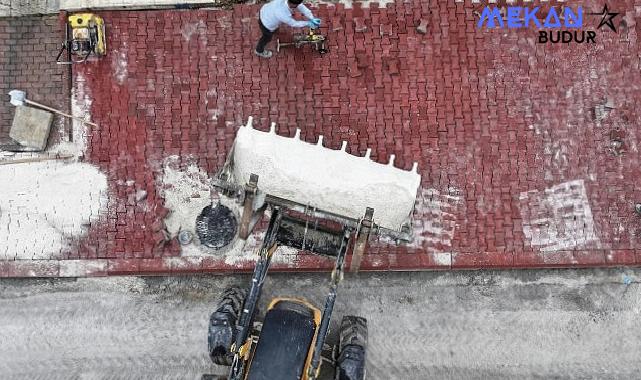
left=0, top=15, right=70, bottom=143
left=1, top=0, right=641, bottom=276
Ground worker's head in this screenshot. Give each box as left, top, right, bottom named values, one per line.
left=287, top=0, right=303, bottom=8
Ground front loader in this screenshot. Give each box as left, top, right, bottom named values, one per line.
left=204, top=117, right=422, bottom=380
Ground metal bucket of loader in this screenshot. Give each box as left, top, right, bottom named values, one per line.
left=224, top=118, right=421, bottom=233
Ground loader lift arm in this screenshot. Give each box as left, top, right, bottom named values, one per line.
left=229, top=208, right=282, bottom=380
left=307, top=229, right=350, bottom=379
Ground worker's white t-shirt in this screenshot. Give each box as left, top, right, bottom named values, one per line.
left=259, top=0, right=314, bottom=31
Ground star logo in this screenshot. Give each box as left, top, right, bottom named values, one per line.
left=588, top=4, right=619, bottom=32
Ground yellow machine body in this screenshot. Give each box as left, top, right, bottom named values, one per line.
left=239, top=297, right=322, bottom=380
left=69, top=13, right=106, bottom=56
left=57, top=13, right=106, bottom=64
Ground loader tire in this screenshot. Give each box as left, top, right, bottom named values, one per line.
left=208, top=286, right=247, bottom=366
left=336, top=316, right=368, bottom=380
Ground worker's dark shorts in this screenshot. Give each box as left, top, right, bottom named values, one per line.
left=258, top=19, right=276, bottom=35
left=256, top=19, right=277, bottom=53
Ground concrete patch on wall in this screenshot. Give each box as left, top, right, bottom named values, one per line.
left=112, top=43, right=128, bottom=86
left=519, top=180, right=600, bottom=253
left=0, top=0, right=59, bottom=16
left=159, top=156, right=214, bottom=238
left=0, top=161, right=109, bottom=260
left=53, top=72, right=92, bottom=157
left=409, top=188, right=463, bottom=255
left=180, top=20, right=205, bottom=42
left=432, top=252, right=452, bottom=266
left=543, top=137, right=572, bottom=181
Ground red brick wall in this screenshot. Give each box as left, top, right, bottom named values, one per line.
left=0, top=15, right=70, bottom=143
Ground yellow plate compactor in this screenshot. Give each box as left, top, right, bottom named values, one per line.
left=56, top=13, right=106, bottom=64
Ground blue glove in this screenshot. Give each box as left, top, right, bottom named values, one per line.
left=311, top=18, right=321, bottom=27
left=308, top=20, right=319, bottom=29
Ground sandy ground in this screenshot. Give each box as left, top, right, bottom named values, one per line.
left=1, top=269, right=640, bottom=379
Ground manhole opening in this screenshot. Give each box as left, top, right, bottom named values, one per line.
left=195, top=203, right=238, bottom=250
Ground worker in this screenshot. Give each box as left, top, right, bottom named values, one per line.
left=255, top=0, right=321, bottom=58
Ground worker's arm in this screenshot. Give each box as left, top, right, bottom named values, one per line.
left=279, top=12, right=310, bottom=28
left=296, top=3, right=314, bottom=20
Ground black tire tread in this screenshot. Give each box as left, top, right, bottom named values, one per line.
left=339, top=315, right=368, bottom=350
left=216, top=286, right=247, bottom=315
left=211, top=349, right=232, bottom=366
left=336, top=315, right=368, bottom=380
left=210, top=286, right=247, bottom=366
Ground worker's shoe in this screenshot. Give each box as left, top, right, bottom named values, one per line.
left=254, top=49, right=273, bottom=58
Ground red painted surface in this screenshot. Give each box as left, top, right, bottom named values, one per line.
left=2, top=0, right=641, bottom=277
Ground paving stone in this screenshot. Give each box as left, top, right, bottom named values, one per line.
left=2, top=0, right=641, bottom=276
left=9, top=105, right=53, bottom=150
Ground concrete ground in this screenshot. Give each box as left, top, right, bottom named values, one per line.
left=1, top=268, right=640, bottom=379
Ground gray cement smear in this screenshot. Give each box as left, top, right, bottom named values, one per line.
left=1, top=269, right=641, bottom=379
left=0, top=0, right=59, bottom=16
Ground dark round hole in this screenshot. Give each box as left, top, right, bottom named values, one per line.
left=196, top=204, right=238, bottom=250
